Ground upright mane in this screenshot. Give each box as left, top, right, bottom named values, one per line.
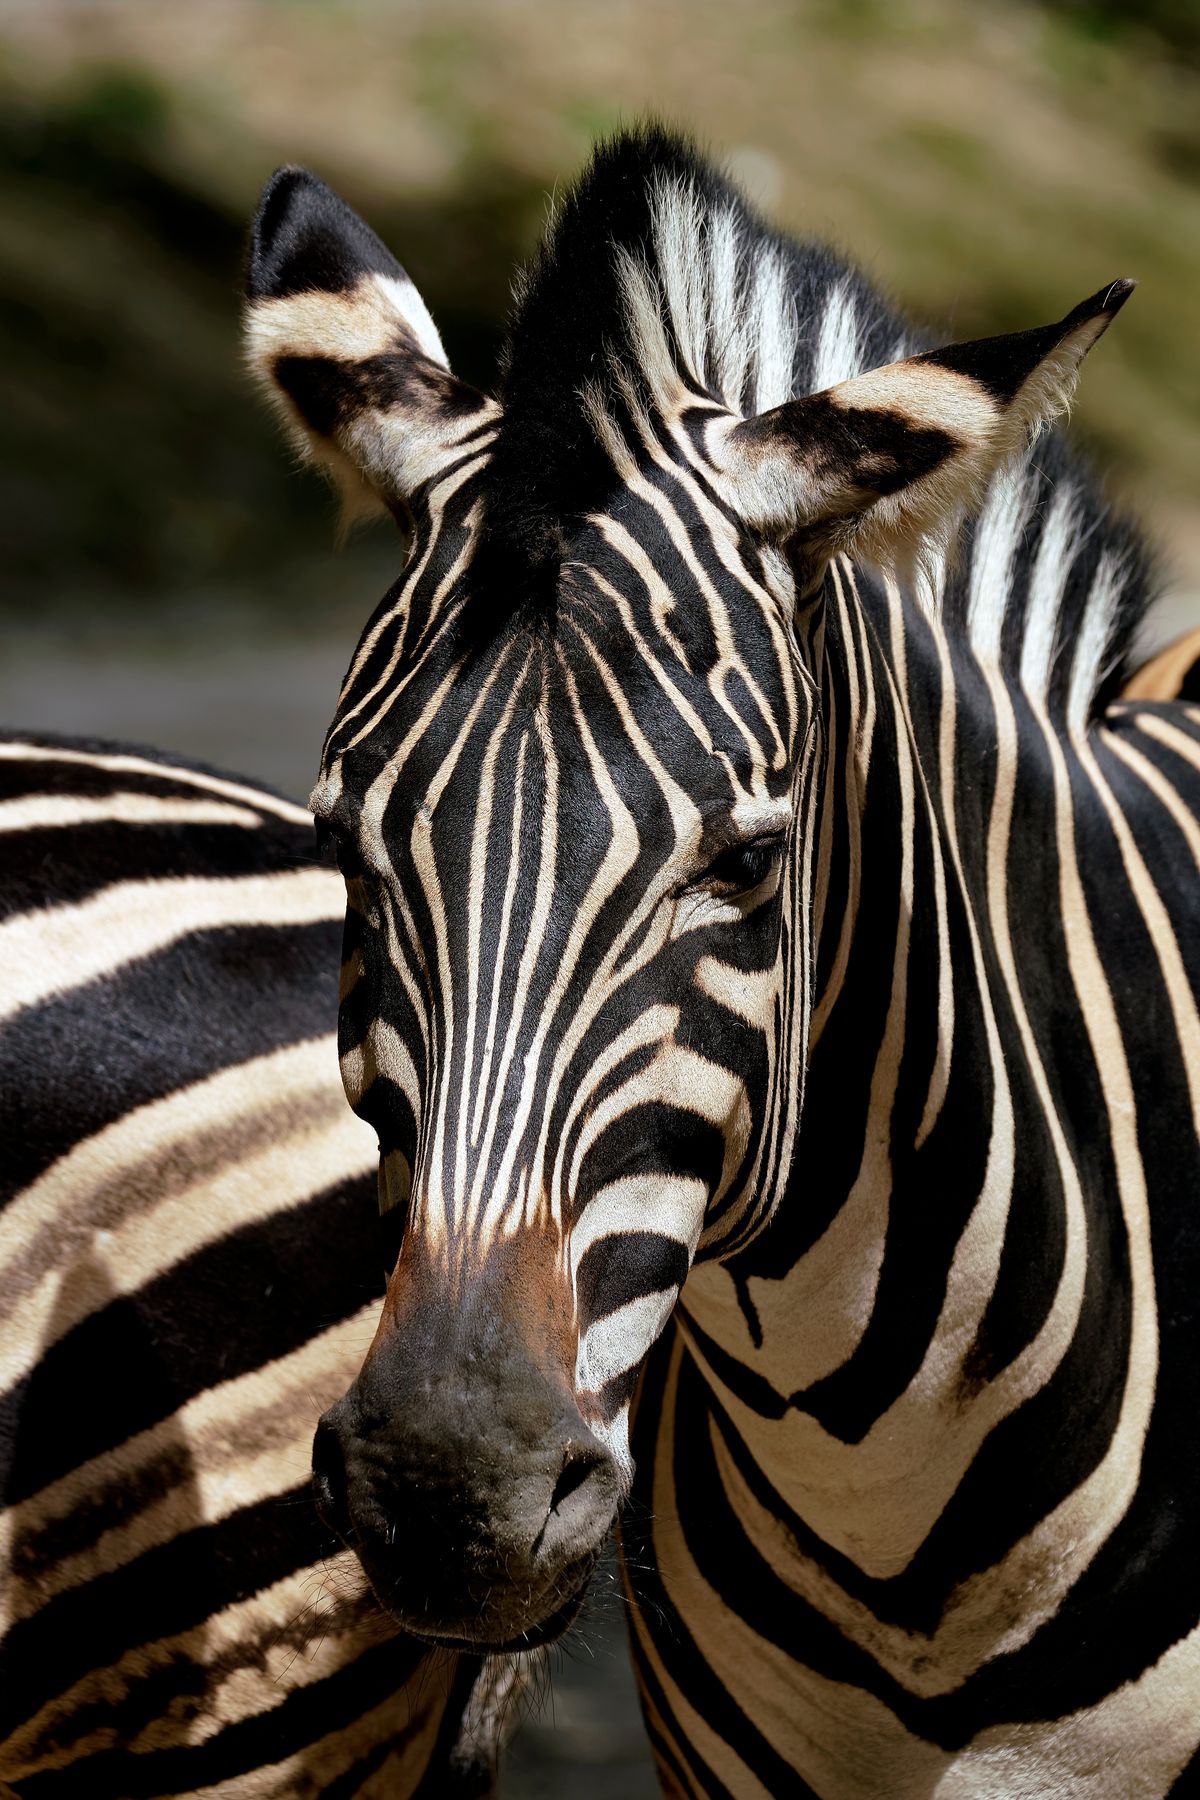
left=484, top=124, right=1157, bottom=720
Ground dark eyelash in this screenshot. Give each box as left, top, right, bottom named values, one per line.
left=701, top=834, right=784, bottom=895
left=314, top=819, right=366, bottom=881
left=313, top=819, right=340, bottom=869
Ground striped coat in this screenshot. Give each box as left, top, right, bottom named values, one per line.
left=0, top=737, right=513, bottom=1799
left=241, top=126, right=1200, bottom=1796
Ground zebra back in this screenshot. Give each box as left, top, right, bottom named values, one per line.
left=1122, top=623, right=1200, bottom=705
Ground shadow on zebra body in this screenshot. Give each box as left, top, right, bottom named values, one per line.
left=0, top=734, right=522, bottom=1798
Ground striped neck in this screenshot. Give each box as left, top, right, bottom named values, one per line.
left=676, top=551, right=1145, bottom=1606
left=617, top=544, right=1200, bottom=1795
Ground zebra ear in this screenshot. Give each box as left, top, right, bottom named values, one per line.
left=244, top=168, right=495, bottom=528
left=721, top=281, right=1135, bottom=576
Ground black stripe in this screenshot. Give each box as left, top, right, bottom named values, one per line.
left=1, top=919, right=342, bottom=1202
left=1, top=1175, right=381, bottom=1510
left=626, top=1332, right=819, bottom=1797
left=0, top=817, right=317, bottom=915
left=12, top=1617, right=434, bottom=1798
left=2, top=1485, right=326, bottom=1734
left=576, top=1232, right=688, bottom=1328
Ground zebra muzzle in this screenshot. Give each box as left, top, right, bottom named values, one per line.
left=311, top=1355, right=620, bottom=1649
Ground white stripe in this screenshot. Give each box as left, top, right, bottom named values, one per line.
left=967, top=458, right=1034, bottom=661
left=695, top=955, right=777, bottom=1026
left=1068, top=548, right=1125, bottom=727
left=750, top=247, right=797, bottom=413
left=0, top=1037, right=375, bottom=1391
left=811, top=279, right=860, bottom=392
left=1020, top=481, right=1081, bottom=701
left=0, top=741, right=312, bottom=825
left=0, top=1301, right=379, bottom=1626
left=570, top=1174, right=706, bottom=1279
left=0, top=793, right=260, bottom=834
left=0, top=868, right=343, bottom=1023
left=578, top=1288, right=679, bottom=1390
left=376, top=271, right=448, bottom=367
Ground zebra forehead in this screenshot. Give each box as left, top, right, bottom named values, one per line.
left=318, top=544, right=804, bottom=802
left=325, top=623, right=801, bottom=824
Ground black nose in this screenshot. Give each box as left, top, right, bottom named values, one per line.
left=312, top=1414, right=349, bottom=1536
left=324, top=1363, right=620, bottom=1647
left=534, top=1440, right=613, bottom=1565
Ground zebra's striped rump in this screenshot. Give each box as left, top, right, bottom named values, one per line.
left=244, top=127, right=1200, bottom=1794
left=0, top=737, right=514, bottom=1798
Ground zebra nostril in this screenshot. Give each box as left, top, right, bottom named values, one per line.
left=549, top=1444, right=600, bottom=1515
left=531, top=1437, right=616, bottom=1567
left=311, top=1417, right=349, bottom=1536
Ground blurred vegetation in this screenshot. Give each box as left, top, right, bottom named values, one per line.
left=0, top=63, right=542, bottom=636
left=0, top=0, right=1197, bottom=637
left=1043, top=0, right=1200, bottom=64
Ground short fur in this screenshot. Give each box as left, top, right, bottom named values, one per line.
left=241, top=126, right=1200, bottom=1797
left=0, top=735, right=513, bottom=1798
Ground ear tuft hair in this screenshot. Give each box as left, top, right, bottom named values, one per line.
left=244, top=168, right=494, bottom=529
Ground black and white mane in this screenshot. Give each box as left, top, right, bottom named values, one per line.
left=484, top=125, right=1155, bottom=720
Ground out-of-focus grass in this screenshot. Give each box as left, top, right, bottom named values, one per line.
left=1, top=0, right=1196, bottom=629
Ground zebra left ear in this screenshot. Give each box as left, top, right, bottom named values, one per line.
left=244, top=167, right=495, bottom=531
left=720, top=280, right=1135, bottom=575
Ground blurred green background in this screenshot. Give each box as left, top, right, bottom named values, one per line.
left=0, top=1, right=1196, bottom=1788
left=2, top=1, right=1198, bottom=688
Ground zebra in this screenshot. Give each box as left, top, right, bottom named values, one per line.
left=244, top=126, right=1200, bottom=1795
left=0, top=735, right=518, bottom=1798
left=1123, top=623, right=1200, bottom=705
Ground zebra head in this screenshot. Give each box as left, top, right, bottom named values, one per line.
left=245, top=138, right=1130, bottom=1650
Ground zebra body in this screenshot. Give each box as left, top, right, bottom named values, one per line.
left=1124, top=624, right=1200, bottom=705
left=244, top=129, right=1200, bottom=1795
left=0, top=737, right=510, bottom=1798
left=625, top=586, right=1200, bottom=1795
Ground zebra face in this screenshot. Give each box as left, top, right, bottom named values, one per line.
left=247, top=158, right=1129, bottom=1647
left=303, top=500, right=816, bottom=1647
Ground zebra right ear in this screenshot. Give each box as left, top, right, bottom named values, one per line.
left=717, top=281, right=1134, bottom=581
left=244, top=168, right=496, bottom=528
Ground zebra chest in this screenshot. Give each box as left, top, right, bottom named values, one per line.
left=627, top=1322, right=1200, bottom=1798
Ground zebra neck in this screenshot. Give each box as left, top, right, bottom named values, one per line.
left=678, top=559, right=1143, bottom=1590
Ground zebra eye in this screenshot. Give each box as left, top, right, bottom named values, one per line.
left=700, top=834, right=784, bottom=897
